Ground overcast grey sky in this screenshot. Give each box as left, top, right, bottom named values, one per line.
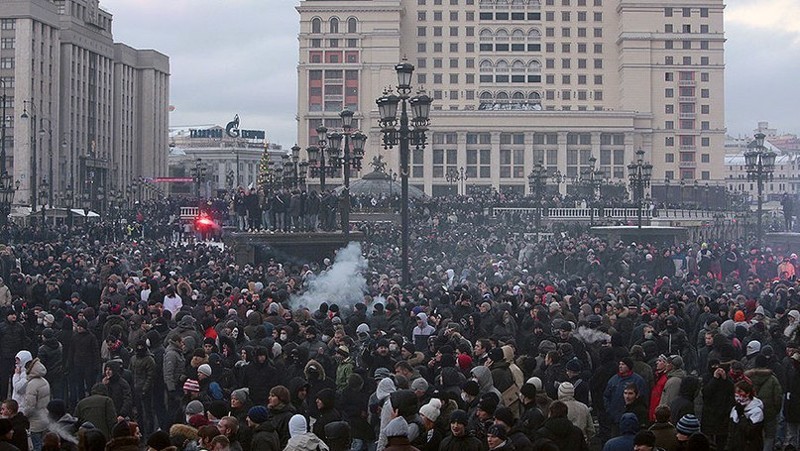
left=101, top=0, right=800, bottom=149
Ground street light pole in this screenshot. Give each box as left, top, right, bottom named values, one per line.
left=528, top=161, right=548, bottom=242
left=744, top=133, right=776, bottom=243
left=377, top=61, right=432, bottom=286
left=325, top=109, right=366, bottom=236
left=627, top=149, right=653, bottom=229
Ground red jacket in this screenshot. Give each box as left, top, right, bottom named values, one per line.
left=649, top=372, right=668, bottom=421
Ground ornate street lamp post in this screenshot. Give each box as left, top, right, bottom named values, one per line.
left=528, top=161, right=549, bottom=242
left=627, top=149, right=653, bottom=229
left=377, top=61, right=432, bottom=286
left=744, top=133, right=776, bottom=243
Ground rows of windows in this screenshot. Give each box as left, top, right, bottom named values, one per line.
left=310, top=17, right=358, bottom=34
left=479, top=12, right=542, bottom=21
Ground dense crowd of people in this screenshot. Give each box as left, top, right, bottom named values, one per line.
left=0, top=190, right=797, bottom=451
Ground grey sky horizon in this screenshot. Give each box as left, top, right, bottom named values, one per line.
left=101, top=0, right=800, bottom=150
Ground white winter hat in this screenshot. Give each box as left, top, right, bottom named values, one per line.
left=746, top=340, right=761, bottom=356
left=419, top=402, right=441, bottom=422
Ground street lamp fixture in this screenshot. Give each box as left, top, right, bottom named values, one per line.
left=627, top=149, right=653, bottom=229
left=445, top=166, right=469, bottom=195
left=377, top=60, right=432, bottom=286
left=744, top=132, right=776, bottom=243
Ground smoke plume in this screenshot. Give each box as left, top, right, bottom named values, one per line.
left=291, top=242, right=368, bottom=312
left=574, top=326, right=611, bottom=344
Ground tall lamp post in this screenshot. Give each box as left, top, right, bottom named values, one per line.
left=445, top=166, right=468, bottom=195
left=575, top=155, right=603, bottom=225
left=324, top=109, right=366, bottom=235
left=283, top=145, right=309, bottom=190
left=306, top=125, right=336, bottom=192
left=377, top=61, right=432, bottom=286
left=744, top=132, right=776, bottom=243
left=627, top=149, right=653, bottom=229
left=528, top=161, right=548, bottom=241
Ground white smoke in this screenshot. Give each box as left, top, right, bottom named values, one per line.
left=291, top=242, right=368, bottom=312
left=574, top=326, right=611, bottom=344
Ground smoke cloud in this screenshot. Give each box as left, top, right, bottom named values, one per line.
left=291, top=242, right=368, bottom=312
left=574, top=326, right=611, bottom=345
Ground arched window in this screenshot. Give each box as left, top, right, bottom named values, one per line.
left=528, top=28, right=541, bottom=39
left=480, top=29, right=493, bottom=40
left=330, top=17, right=339, bottom=33
left=311, top=18, right=321, bottom=34
left=495, top=60, right=509, bottom=72
left=512, top=91, right=525, bottom=100
left=528, top=92, right=542, bottom=100
left=496, top=92, right=510, bottom=101
left=347, top=17, right=357, bottom=33
left=480, top=91, right=494, bottom=101
left=495, top=29, right=509, bottom=41
left=512, top=29, right=525, bottom=41
left=512, top=60, right=525, bottom=72
left=480, top=59, right=494, bottom=72
left=528, top=60, right=542, bottom=72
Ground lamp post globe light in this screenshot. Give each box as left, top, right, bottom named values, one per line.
left=377, top=60, right=432, bottom=286
left=574, top=155, right=604, bottom=226
left=744, top=132, right=776, bottom=243
left=627, top=149, right=653, bottom=229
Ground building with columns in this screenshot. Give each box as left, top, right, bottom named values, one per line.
left=0, top=0, right=169, bottom=212
left=295, top=0, right=726, bottom=197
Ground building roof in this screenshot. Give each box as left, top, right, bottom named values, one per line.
left=335, top=170, right=426, bottom=199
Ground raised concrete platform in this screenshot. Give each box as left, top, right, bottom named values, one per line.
left=590, top=226, right=689, bottom=245
left=224, top=231, right=365, bottom=266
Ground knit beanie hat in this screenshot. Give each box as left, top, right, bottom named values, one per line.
left=384, top=417, right=409, bottom=438
left=419, top=401, right=441, bottom=422
left=462, top=380, right=480, bottom=397
left=231, top=388, right=249, bottom=404
left=746, top=340, right=761, bottom=356
left=247, top=406, right=270, bottom=424
left=558, top=382, right=575, bottom=399
left=185, top=400, right=204, bottom=416
left=146, top=430, right=172, bottom=450
left=197, top=364, right=212, bottom=377
left=457, top=354, right=473, bottom=371
left=449, top=409, right=469, bottom=425
left=494, top=407, right=515, bottom=427
left=676, top=414, right=700, bottom=435
left=183, top=379, right=200, bottom=393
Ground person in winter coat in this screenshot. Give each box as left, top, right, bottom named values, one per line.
left=383, top=417, right=419, bottom=451
left=242, top=347, right=276, bottom=407
left=22, top=358, right=51, bottom=451
left=74, top=383, right=117, bottom=440
left=304, top=360, right=335, bottom=419
left=129, top=338, right=156, bottom=436
left=163, top=335, right=185, bottom=418
left=648, top=405, right=678, bottom=451
left=745, top=355, right=783, bottom=451
left=11, top=350, right=32, bottom=407
left=37, top=329, right=63, bottom=402
left=493, top=407, right=532, bottom=451
left=284, top=414, right=329, bottom=451
left=470, top=367, right=502, bottom=404
left=668, top=375, right=698, bottom=425
left=729, top=380, right=764, bottom=451
left=603, top=412, right=639, bottom=451
left=438, top=410, right=483, bottom=451
left=267, top=385, right=295, bottom=449
left=66, top=319, right=99, bottom=402
left=785, top=352, right=800, bottom=450
left=557, top=382, right=594, bottom=441
left=536, top=401, right=589, bottom=451
left=105, top=420, right=140, bottom=451
left=487, top=348, right=515, bottom=394
left=312, top=389, right=342, bottom=444
left=1, top=399, right=29, bottom=451
left=622, top=383, right=649, bottom=430
left=333, top=346, right=354, bottom=394
left=657, top=355, right=686, bottom=409
left=336, top=374, right=373, bottom=450
left=102, top=360, right=132, bottom=420
left=247, top=406, right=280, bottom=451
left=0, top=308, right=27, bottom=401
left=603, top=358, right=646, bottom=427
left=485, top=424, right=515, bottom=451
left=701, top=360, right=734, bottom=450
